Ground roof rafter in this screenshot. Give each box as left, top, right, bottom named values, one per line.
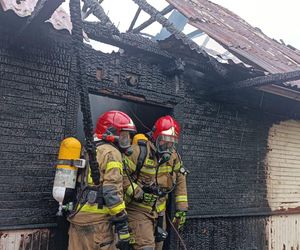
left=131, top=4, right=174, bottom=33
left=131, top=0, right=229, bottom=79
left=83, top=21, right=173, bottom=59
left=127, top=7, right=142, bottom=32
left=82, top=0, right=119, bottom=35
left=212, top=70, right=300, bottom=93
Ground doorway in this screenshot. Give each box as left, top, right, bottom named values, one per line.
left=77, top=94, right=172, bottom=141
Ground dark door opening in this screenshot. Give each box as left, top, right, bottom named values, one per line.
left=77, top=94, right=171, bottom=142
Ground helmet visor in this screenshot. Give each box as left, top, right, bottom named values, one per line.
left=118, top=130, right=131, bottom=149
left=156, top=135, right=178, bottom=154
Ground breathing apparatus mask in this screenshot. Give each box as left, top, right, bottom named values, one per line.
left=99, top=127, right=134, bottom=156
left=156, top=135, right=178, bottom=163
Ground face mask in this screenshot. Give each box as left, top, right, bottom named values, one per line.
left=118, top=131, right=131, bottom=149
left=156, top=135, right=178, bottom=154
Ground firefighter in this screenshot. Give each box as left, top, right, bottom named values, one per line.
left=123, top=116, right=188, bottom=250
left=68, top=110, right=137, bottom=250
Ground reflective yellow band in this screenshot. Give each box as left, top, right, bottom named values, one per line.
left=119, top=233, right=130, bottom=240
left=176, top=195, right=188, bottom=203
left=124, top=157, right=136, bottom=171
left=157, top=166, right=173, bottom=174
left=126, top=182, right=138, bottom=197
left=106, top=161, right=123, bottom=174
left=125, top=158, right=174, bottom=175
left=156, top=200, right=167, bottom=213
left=56, top=165, right=77, bottom=170
left=109, top=201, right=126, bottom=215
left=174, top=162, right=181, bottom=172
left=145, top=158, right=155, bottom=166
left=80, top=204, right=110, bottom=214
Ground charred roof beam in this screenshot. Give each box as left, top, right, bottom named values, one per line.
left=131, top=0, right=229, bottom=79
left=83, top=21, right=173, bottom=59
left=131, top=4, right=174, bottom=33
left=127, top=7, right=142, bottom=32
left=212, top=70, right=300, bottom=93
left=82, top=0, right=119, bottom=35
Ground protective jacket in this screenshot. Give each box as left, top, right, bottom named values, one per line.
left=69, top=142, right=126, bottom=225
left=123, top=140, right=188, bottom=215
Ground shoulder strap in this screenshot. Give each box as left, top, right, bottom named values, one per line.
left=135, top=140, right=148, bottom=178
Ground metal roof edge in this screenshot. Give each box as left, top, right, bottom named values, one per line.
left=258, top=85, right=300, bottom=102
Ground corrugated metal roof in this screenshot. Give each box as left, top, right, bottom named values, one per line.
left=0, top=0, right=72, bottom=33
left=167, top=0, right=300, bottom=87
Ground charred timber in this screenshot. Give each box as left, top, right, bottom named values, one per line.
left=131, top=0, right=229, bottom=79
left=83, top=21, right=172, bottom=59
left=212, top=70, right=300, bottom=92
left=82, top=0, right=119, bottom=35
left=70, top=0, right=100, bottom=185
left=132, top=0, right=205, bottom=55
left=131, top=5, right=174, bottom=33
left=128, top=7, right=142, bottom=32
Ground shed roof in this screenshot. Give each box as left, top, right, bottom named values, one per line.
left=167, top=0, right=300, bottom=88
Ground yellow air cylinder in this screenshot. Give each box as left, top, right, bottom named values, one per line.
left=52, top=137, right=82, bottom=210
left=132, top=133, right=148, bottom=145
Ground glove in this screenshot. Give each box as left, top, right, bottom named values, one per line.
left=172, top=211, right=186, bottom=229
left=142, top=192, right=159, bottom=204
left=111, top=212, right=131, bottom=250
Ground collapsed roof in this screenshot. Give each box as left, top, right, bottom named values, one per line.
left=1, top=0, right=300, bottom=99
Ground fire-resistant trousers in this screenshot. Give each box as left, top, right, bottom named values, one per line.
left=68, top=221, right=116, bottom=250
left=128, top=209, right=156, bottom=250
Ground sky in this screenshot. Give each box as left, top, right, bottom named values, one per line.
left=63, top=0, right=300, bottom=50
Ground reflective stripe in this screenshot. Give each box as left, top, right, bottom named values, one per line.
left=145, top=158, right=155, bottom=166
left=126, top=182, right=138, bottom=197
left=156, top=200, right=166, bottom=213
left=174, top=162, right=181, bottom=172
left=109, top=201, right=126, bottom=215
left=125, top=158, right=174, bottom=175
left=106, top=161, right=123, bottom=174
left=80, top=204, right=110, bottom=214
left=124, top=182, right=139, bottom=203
left=176, top=195, right=188, bottom=203
left=124, top=157, right=136, bottom=171
left=56, top=165, right=77, bottom=170
left=119, top=233, right=130, bottom=240
left=87, top=161, right=123, bottom=184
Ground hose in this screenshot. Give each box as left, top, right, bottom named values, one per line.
left=166, top=214, right=188, bottom=250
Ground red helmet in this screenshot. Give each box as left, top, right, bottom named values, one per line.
left=152, top=115, right=180, bottom=140
left=152, top=116, right=180, bottom=154
left=95, top=110, right=136, bottom=137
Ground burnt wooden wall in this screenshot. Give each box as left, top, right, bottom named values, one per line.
left=0, top=28, right=72, bottom=228
left=2, top=25, right=300, bottom=249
